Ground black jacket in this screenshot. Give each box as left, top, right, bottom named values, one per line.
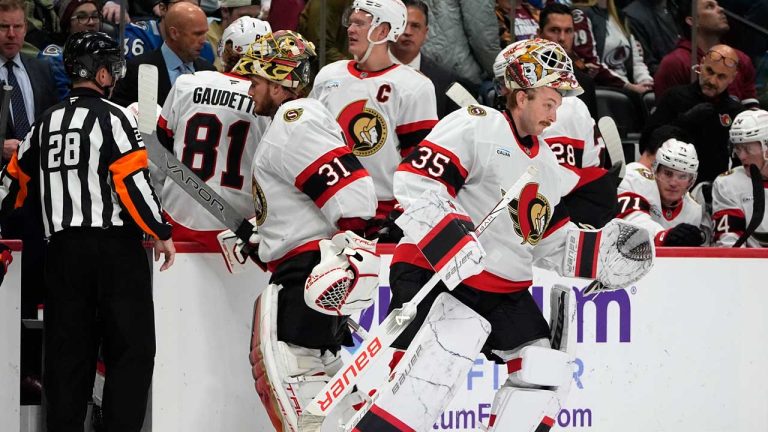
left=622, top=0, right=679, bottom=75
left=420, top=54, right=460, bottom=119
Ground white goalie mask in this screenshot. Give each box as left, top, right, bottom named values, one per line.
left=305, top=232, right=380, bottom=316
left=497, top=38, right=583, bottom=97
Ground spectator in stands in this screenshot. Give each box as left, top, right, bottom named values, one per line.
left=39, top=0, right=101, bottom=100
left=0, top=0, right=59, bottom=405
left=641, top=44, right=744, bottom=184
left=298, top=0, right=351, bottom=68
left=622, top=0, right=679, bottom=75
left=495, top=0, right=514, bottom=46
left=207, top=0, right=261, bottom=68
left=574, top=0, right=654, bottom=95
left=267, top=0, right=306, bottom=32
left=654, top=0, right=757, bottom=106
left=420, top=0, right=499, bottom=91
left=511, top=0, right=541, bottom=42
left=537, top=3, right=599, bottom=118
left=389, top=0, right=459, bottom=118
left=112, top=2, right=215, bottom=107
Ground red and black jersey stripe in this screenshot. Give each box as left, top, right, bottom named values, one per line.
left=295, top=147, right=368, bottom=208
left=617, top=192, right=652, bottom=219
left=397, top=140, right=468, bottom=197
left=713, top=209, right=747, bottom=239
left=396, top=119, right=437, bottom=158
left=543, top=201, right=570, bottom=239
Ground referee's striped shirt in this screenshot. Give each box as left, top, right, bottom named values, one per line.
left=0, top=87, right=171, bottom=240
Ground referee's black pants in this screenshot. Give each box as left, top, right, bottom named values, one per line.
left=44, top=227, right=155, bottom=432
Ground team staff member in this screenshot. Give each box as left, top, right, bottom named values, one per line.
left=0, top=32, right=175, bottom=432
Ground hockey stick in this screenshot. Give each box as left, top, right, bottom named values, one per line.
left=137, top=64, right=257, bottom=247
left=0, top=84, right=13, bottom=146
left=733, top=164, right=765, bottom=247
left=306, top=166, right=538, bottom=418
left=117, top=0, right=126, bottom=63
left=446, top=82, right=478, bottom=108
left=597, top=116, right=625, bottom=180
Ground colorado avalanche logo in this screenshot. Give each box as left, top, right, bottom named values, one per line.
left=337, top=100, right=388, bottom=157
left=505, top=183, right=551, bottom=245
left=252, top=177, right=268, bottom=226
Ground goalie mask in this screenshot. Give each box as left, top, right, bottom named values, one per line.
left=305, top=232, right=380, bottom=316
left=232, top=30, right=316, bottom=92
left=499, top=38, right=582, bottom=97
left=653, top=138, right=699, bottom=188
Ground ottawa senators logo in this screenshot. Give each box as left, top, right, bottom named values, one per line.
left=337, top=100, right=388, bottom=157
left=505, top=183, right=551, bottom=246
left=252, top=177, right=267, bottom=226
left=283, top=108, right=303, bottom=122
left=636, top=167, right=655, bottom=180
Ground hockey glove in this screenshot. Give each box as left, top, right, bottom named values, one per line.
left=660, top=223, right=705, bottom=247
left=0, top=243, right=12, bottom=286
left=217, top=219, right=263, bottom=273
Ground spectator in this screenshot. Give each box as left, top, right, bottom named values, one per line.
left=513, top=0, right=542, bottom=42
left=622, top=0, right=679, bottom=75
left=420, top=0, right=499, bottom=90
left=39, top=0, right=101, bottom=100
left=573, top=0, right=654, bottom=94
left=0, top=0, right=59, bottom=406
left=495, top=0, right=513, bottom=46
left=641, top=44, right=744, bottom=183
left=537, top=3, right=599, bottom=118
left=654, top=0, right=757, bottom=106
left=298, top=0, right=351, bottom=69
left=389, top=0, right=459, bottom=118
left=112, top=2, right=215, bottom=107
left=712, top=109, right=768, bottom=247
left=266, top=0, right=306, bottom=32
left=207, top=0, right=261, bottom=68
left=617, top=137, right=707, bottom=246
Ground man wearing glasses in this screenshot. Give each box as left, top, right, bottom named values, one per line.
left=641, top=44, right=744, bottom=184
left=654, top=0, right=757, bottom=106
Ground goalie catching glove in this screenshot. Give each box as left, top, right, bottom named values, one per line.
left=304, top=231, right=380, bottom=316
left=563, top=219, right=655, bottom=292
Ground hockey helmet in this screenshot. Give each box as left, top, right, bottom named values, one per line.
left=730, top=109, right=768, bottom=154
left=63, top=31, right=125, bottom=81
left=218, top=16, right=272, bottom=59
left=498, top=38, right=582, bottom=97
left=654, top=138, right=699, bottom=185
left=232, top=30, right=316, bottom=92
left=342, top=0, right=407, bottom=43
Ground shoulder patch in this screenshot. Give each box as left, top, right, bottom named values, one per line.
left=42, top=44, right=62, bottom=56
left=636, top=166, right=655, bottom=180
left=132, top=21, right=150, bottom=31
left=467, top=105, right=486, bottom=116
left=283, top=108, right=304, bottom=122
left=718, top=169, right=734, bottom=177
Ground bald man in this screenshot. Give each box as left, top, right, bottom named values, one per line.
left=112, top=3, right=215, bottom=107
left=641, top=44, right=745, bottom=184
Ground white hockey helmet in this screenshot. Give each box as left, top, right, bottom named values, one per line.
left=498, top=38, right=583, bottom=97
left=344, top=0, right=407, bottom=43
left=654, top=138, right=699, bottom=184
left=218, top=16, right=272, bottom=59
left=730, top=109, right=768, bottom=154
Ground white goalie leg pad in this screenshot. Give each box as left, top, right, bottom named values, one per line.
left=250, top=284, right=332, bottom=432
left=487, top=387, right=560, bottom=432
left=346, top=293, right=491, bottom=432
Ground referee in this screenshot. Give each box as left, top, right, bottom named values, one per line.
left=0, top=32, right=175, bottom=432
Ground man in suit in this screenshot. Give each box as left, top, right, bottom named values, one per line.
left=0, top=0, right=59, bottom=405
left=112, top=2, right=214, bottom=107
left=389, top=0, right=459, bottom=118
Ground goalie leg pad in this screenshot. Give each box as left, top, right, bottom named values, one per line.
left=250, top=284, right=333, bottom=432
left=549, top=284, right=577, bottom=355
left=348, top=293, right=491, bottom=432
left=487, top=387, right=560, bottom=432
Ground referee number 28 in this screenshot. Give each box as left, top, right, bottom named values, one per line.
left=48, top=132, right=80, bottom=169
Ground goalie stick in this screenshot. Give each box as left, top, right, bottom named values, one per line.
left=305, top=166, right=538, bottom=418
left=0, top=84, right=12, bottom=145
left=597, top=116, right=625, bottom=180
left=446, top=82, right=479, bottom=108
left=733, top=164, right=765, bottom=248
left=137, top=64, right=257, bottom=248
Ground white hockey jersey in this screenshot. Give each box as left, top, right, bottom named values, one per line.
left=712, top=166, right=768, bottom=247
left=541, top=97, right=602, bottom=171
left=617, top=162, right=703, bottom=240
left=251, top=98, right=377, bottom=265
left=156, top=71, right=269, bottom=248
left=392, top=105, right=579, bottom=293
left=309, top=61, right=438, bottom=216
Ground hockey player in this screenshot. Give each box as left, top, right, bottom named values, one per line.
left=712, top=109, right=768, bottom=247
left=617, top=138, right=706, bottom=246
left=349, top=38, right=654, bottom=432
left=492, top=45, right=617, bottom=229
left=153, top=16, right=270, bottom=250
left=309, top=0, right=438, bottom=239
left=231, top=31, right=380, bottom=431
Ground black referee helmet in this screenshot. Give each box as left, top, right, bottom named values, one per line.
left=63, top=31, right=126, bottom=82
